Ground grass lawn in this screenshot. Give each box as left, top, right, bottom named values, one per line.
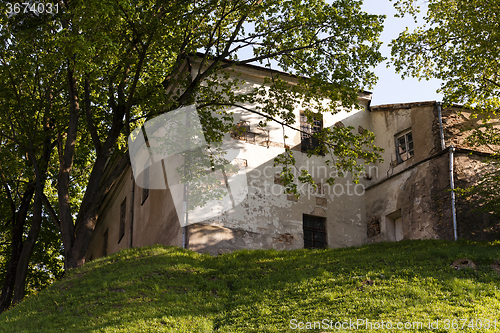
left=1, top=239, right=499, bottom=332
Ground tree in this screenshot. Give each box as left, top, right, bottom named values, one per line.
left=0, top=0, right=384, bottom=307
left=390, top=0, right=500, bottom=121
left=390, top=0, right=500, bottom=219
left=0, top=11, right=69, bottom=309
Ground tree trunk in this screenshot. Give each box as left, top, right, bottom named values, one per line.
left=12, top=188, right=43, bottom=305
left=65, top=151, right=129, bottom=268
left=8, top=107, right=55, bottom=306
left=58, top=66, right=80, bottom=269
left=0, top=186, right=34, bottom=313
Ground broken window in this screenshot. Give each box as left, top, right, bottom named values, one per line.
left=119, top=198, right=126, bottom=243
left=300, top=112, right=324, bottom=155
left=303, top=214, right=327, bottom=249
left=395, top=130, right=414, bottom=164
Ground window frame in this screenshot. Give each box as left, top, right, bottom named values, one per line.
left=395, top=129, right=414, bottom=164
left=102, top=229, right=108, bottom=257
left=303, top=214, right=327, bottom=249
left=231, top=120, right=269, bottom=147
left=141, top=160, right=150, bottom=204
left=118, top=197, right=126, bottom=243
left=300, top=111, right=325, bottom=155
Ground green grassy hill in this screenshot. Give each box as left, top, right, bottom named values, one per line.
left=1, top=240, right=500, bottom=332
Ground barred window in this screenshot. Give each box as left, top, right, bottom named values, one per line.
left=300, top=112, right=324, bottom=155
left=231, top=121, right=269, bottom=147
left=303, top=214, right=327, bottom=249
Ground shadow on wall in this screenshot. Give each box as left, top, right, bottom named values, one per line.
left=455, top=197, right=500, bottom=242
left=454, top=154, right=500, bottom=241
left=187, top=223, right=302, bottom=256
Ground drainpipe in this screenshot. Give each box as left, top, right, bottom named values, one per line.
left=182, top=111, right=190, bottom=249
left=449, top=146, right=458, bottom=241
left=182, top=185, right=188, bottom=249
left=129, top=170, right=135, bottom=248
left=437, top=102, right=446, bottom=150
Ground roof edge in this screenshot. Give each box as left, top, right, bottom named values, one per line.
left=370, top=101, right=437, bottom=111
left=189, top=53, right=373, bottom=99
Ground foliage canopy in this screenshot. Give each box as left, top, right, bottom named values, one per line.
left=0, top=0, right=385, bottom=307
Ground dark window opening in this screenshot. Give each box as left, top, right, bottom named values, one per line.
left=395, top=130, right=414, bottom=164
left=300, top=112, right=324, bottom=155
left=102, top=229, right=108, bottom=257
left=367, top=216, right=381, bottom=238
left=142, top=162, right=150, bottom=204
left=303, top=214, right=327, bottom=249
left=119, top=198, right=126, bottom=243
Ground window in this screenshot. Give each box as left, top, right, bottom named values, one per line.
left=367, top=216, right=381, bottom=238
left=303, top=214, right=327, bottom=249
left=142, top=161, right=149, bottom=204
left=232, top=120, right=250, bottom=140
left=231, top=121, right=269, bottom=147
left=102, top=229, right=108, bottom=257
left=300, top=112, right=324, bottom=154
left=395, top=130, right=414, bottom=164
left=119, top=198, right=126, bottom=243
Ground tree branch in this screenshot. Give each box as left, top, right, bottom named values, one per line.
left=483, top=76, right=500, bottom=88
left=85, top=75, right=102, bottom=156
left=42, top=193, right=60, bottom=232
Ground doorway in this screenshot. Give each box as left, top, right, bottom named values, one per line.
left=386, top=210, right=403, bottom=242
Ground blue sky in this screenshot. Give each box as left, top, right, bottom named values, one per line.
left=361, top=0, right=443, bottom=105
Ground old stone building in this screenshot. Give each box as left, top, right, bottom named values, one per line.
left=85, top=61, right=499, bottom=261
left=365, top=102, right=499, bottom=244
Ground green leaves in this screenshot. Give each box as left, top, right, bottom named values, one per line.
left=390, top=0, right=500, bottom=117
left=0, top=0, right=385, bottom=287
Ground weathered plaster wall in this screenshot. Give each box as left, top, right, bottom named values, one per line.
left=453, top=153, right=500, bottom=240
left=365, top=153, right=453, bottom=243
left=369, top=103, right=441, bottom=182
left=441, top=107, right=500, bottom=153
left=86, top=167, right=133, bottom=261
left=86, top=166, right=182, bottom=262
left=87, top=96, right=499, bottom=259
left=186, top=144, right=371, bottom=253
left=188, top=224, right=301, bottom=255
left=183, top=63, right=373, bottom=253
left=132, top=178, right=182, bottom=249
